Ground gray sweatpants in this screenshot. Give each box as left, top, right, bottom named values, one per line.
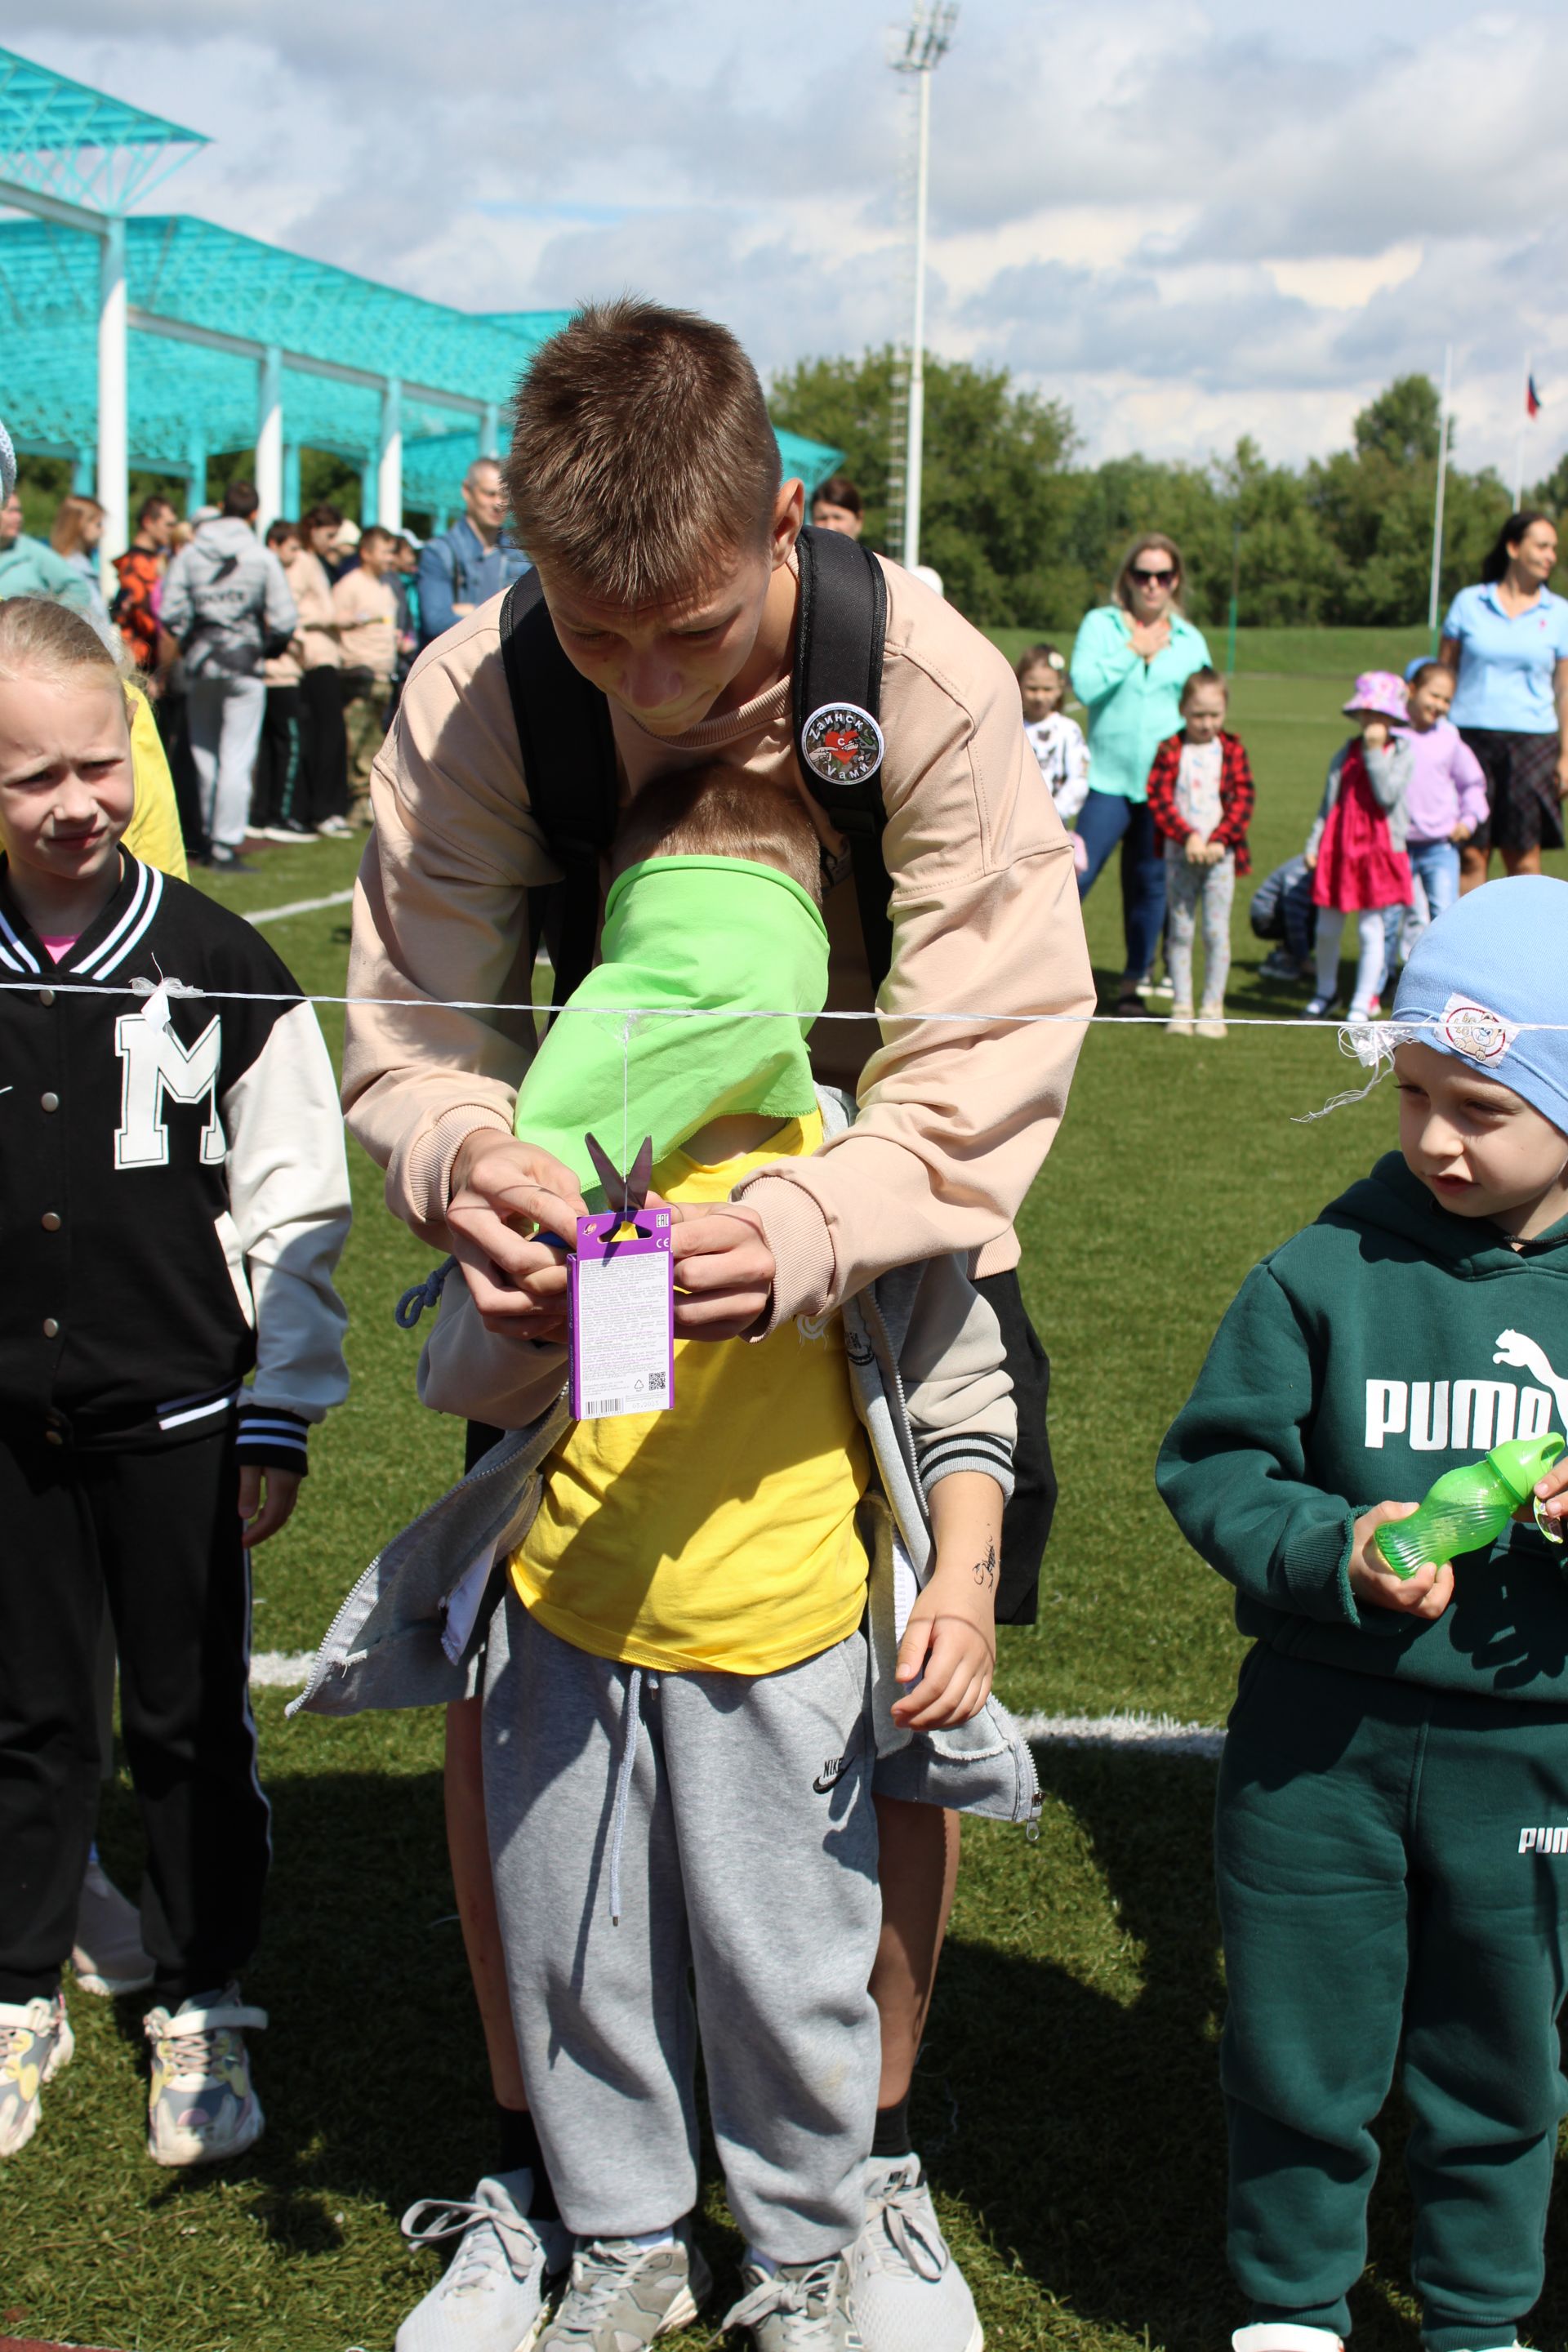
left=483, top=1593, right=882, bottom=2261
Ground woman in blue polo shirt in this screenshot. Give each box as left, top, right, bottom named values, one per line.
left=1441, top=510, right=1568, bottom=883
left=1071, top=532, right=1211, bottom=1013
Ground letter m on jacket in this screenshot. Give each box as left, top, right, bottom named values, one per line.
left=114, top=1012, right=225, bottom=1169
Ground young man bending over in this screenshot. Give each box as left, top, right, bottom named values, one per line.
left=344, top=297, right=1094, bottom=2352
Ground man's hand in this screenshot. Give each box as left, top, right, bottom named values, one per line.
left=446, top=1132, right=586, bottom=1342
left=1530, top=1454, right=1568, bottom=1536
left=666, top=1199, right=777, bottom=1339
left=238, top=1465, right=302, bottom=1548
left=1348, top=1499, right=1454, bottom=1620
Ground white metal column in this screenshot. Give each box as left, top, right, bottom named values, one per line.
left=256, top=343, right=284, bottom=534
left=96, top=212, right=129, bottom=583
left=377, top=376, right=403, bottom=535
left=480, top=400, right=500, bottom=460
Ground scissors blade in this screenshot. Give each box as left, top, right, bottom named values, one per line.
left=584, top=1131, right=626, bottom=1213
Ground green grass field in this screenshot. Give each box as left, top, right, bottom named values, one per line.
left=7, top=682, right=1568, bottom=2352
left=987, top=622, right=1434, bottom=679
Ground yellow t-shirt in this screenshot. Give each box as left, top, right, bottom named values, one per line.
left=123, top=688, right=189, bottom=881
left=510, top=1111, right=871, bottom=1675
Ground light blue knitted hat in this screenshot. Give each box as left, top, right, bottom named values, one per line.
left=0, top=417, right=14, bottom=504
left=1392, top=875, right=1568, bottom=1136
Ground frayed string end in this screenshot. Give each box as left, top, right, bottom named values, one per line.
left=1293, top=1019, right=1421, bottom=1124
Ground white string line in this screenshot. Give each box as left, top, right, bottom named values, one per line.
left=1, top=978, right=1546, bottom=1032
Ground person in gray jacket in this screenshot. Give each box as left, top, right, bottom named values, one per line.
left=160, top=479, right=296, bottom=869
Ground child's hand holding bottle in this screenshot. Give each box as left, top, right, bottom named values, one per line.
left=1348, top=1499, right=1455, bottom=1620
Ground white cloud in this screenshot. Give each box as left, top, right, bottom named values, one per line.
left=6, top=1, right=1567, bottom=482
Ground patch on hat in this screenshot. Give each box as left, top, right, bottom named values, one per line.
left=1438, top=991, right=1519, bottom=1065
left=800, top=702, right=884, bottom=789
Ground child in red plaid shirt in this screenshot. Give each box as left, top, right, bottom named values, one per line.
left=1146, top=667, right=1254, bottom=1039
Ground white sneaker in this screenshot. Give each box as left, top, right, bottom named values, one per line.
left=538, top=2229, right=710, bottom=2346
left=398, top=2170, right=571, bottom=2352
left=0, top=1993, right=74, bottom=2157
left=72, top=1855, right=154, bottom=1995
left=1166, top=1004, right=1195, bottom=1036
left=848, top=2156, right=981, bottom=2352
left=144, top=1983, right=266, bottom=2166
left=1232, top=2328, right=1343, bottom=2352
left=315, top=815, right=353, bottom=838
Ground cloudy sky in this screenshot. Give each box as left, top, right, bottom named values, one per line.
left=15, top=2, right=1568, bottom=480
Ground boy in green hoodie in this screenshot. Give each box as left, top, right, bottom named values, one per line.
left=1159, top=875, right=1568, bottom=2352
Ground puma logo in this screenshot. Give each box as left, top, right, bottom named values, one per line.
left=1492, top=1330, right=1568, bottom=1430
left=1365, top=1327, right=1568, bottom=1452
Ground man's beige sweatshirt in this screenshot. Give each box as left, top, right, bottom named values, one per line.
left=343, top=553, right=1094, bottom=1332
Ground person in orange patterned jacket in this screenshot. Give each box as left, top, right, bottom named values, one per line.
left=110, top=495, right=177, bottom=684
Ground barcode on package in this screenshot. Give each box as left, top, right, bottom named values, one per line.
left=568, top=1208, right=675, bottom=1424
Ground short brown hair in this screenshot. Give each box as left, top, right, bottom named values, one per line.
left=1114, top=530, right=1184, bottom=612
left=1179, top=665, right=1227, bottom=708
left=223, top=479, right=260, bottom=521
left=507, top=299, right=782, bottom=607
left=612, top=765, right=822, bottom=903
left=812, top=474, right=862, bottom=518
left=359, top=525, right=395, bottom=555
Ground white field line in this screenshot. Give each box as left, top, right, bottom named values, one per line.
left=252, top=1650, right=318, bottom=1687
left=243, top=887, right=355, bottom=927
left=250, top=1647, right=1226, bottom=1755
left=1013, top=1710, right=1224, bottom=1758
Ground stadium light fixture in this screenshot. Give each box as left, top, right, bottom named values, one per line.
left=891, top=3, right=956, bottom=572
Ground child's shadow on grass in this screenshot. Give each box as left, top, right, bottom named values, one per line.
left=933, top=1745, right=1568, bottom=2352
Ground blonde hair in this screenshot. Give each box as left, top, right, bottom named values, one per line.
left=507, top=298, right=782, bottom=606
left=612, top=765, right=822, bottom=904
left=50, top=493, right=107, bottom=561
left=0, top=595, right=127, bottom=686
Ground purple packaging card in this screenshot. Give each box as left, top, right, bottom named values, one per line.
left=568, top=1209, right=675, bottom=1421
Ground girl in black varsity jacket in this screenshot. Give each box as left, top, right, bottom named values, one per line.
left=0, top=599, right=350, bottom=2170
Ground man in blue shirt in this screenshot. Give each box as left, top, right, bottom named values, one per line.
left=416, top=458, right=531, bottom=648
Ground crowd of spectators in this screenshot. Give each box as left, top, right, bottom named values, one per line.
left=0, top=452, right=530, bottom=871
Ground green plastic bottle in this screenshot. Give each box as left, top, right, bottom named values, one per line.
left=1375, top=1430, right=1566, bottom=1579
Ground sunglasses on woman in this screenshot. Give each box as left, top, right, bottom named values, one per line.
left=1133, top=566, right=1177, bottom=586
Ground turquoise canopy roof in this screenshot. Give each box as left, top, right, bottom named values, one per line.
left=0, top=42, right=844, bottom=523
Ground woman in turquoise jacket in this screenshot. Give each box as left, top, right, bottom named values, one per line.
left=1069, top=533, right=1211, bottom=1012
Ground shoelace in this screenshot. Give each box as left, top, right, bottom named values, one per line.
left=401, top=2194, right=542, bottom=2292
left=864, top=2169, right=948, bottom=2284
left=558, top=2241, right=652, bottom=2327
left=145, top=1998, right=266, bottom=2080
left=722, top=2256, right=851, bottom=2344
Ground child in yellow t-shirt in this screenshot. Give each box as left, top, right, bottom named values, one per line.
left=419, top=765, right=1014, bottom=2348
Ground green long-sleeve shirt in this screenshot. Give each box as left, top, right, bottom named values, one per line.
left=1157, top=1152, right=1568, bottom=1702
left=1068, top=604, right=1211, bottom=803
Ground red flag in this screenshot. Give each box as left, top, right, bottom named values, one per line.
left=1527, top=375, right=1543, bottom=418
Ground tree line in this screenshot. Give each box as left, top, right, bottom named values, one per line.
left=770, top=354, right=1557, bottom=632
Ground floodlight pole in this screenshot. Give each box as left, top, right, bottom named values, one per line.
left=96, top=214, right=128, bottom=585
left=1428, top=344, right=1452, bottom=651
left=894, top=5, right=956, bottom=572
left=1512, top=350, right=1530, bottom=510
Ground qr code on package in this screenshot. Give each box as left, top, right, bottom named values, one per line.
left=648, top=1371, right=667, bottom=1392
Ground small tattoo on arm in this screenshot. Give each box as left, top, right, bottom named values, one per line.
left=972, top=1541, right=997, bottom=1590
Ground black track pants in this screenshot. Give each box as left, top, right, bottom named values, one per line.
left=0, top=1430, right=270, bottom=2005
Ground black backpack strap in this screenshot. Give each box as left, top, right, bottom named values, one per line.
left=791, top=526, right=893, bottom=988
left=498, top=570, right=620, bottom=1013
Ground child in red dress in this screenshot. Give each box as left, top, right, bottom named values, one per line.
left=1304, top=670, right=1413, bottom=1019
